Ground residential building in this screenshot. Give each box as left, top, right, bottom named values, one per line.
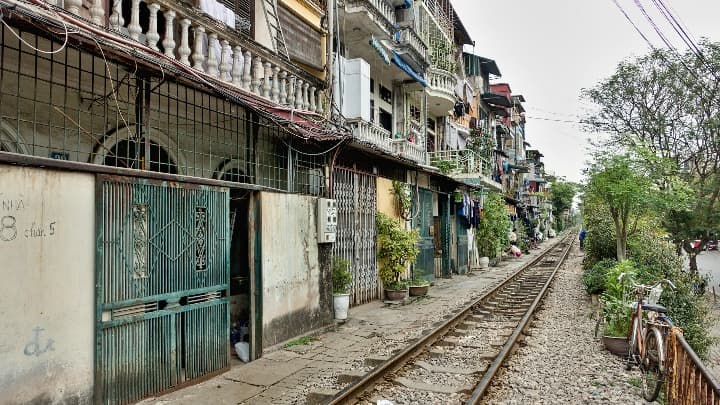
left=0, top=0, right=339, bottom=402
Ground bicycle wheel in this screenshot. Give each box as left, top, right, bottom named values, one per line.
left=626, top=316, right=640, bottom=371
left=641, top=327, right=665, bottom=402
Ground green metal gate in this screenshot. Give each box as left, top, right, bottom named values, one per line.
left=439, top=194, right=451, bottom=277
left=413, top=188, right=435, bottom=282
left=95, top=176, right=230, bottom=405
left=456, top=214, right=469, bottom=274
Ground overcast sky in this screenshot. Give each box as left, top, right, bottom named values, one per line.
left=452, top=0, right=720, bottom=183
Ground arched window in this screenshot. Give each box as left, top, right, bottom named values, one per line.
left=0, top=120, right=29, bottom=154
left=103, top=138, right=178, bottom=174
left=215, top=159, right=251, bottom=184
left=93, top=126, right=186, bottom=175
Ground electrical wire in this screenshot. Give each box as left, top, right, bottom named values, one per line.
left=0, top=5, right=69, bottom=54
left=283, top=137, right=346, bottom=156
left=19, top=0, right=346, bottom=140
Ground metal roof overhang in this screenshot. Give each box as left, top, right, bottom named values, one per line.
left=482, top=92, right=512, bottom=107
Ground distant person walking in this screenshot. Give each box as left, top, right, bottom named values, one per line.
left=579, top=229, right=587, bottom=249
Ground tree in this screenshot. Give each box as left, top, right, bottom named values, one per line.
left=549, top=181, right=576, bottom=230
left=585, top=155, right=655, bottom=261
left=581, top=42, right=720, bottom=271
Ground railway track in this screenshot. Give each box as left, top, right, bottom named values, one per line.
left=327, top=233, right=575, bottom=404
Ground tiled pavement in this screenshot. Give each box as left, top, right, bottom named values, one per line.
left=138, top=239, right=562, bottom=404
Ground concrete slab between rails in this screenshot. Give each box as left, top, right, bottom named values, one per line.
left=415, top=360, right=484, bottom=375
left=394, top=377, right=472, bottom=394
left=306, top=388, right=338, bottom=405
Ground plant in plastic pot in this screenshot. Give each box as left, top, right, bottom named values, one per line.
left=332, top=257, right=352, bottom=320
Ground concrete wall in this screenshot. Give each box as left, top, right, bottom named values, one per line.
left=259, top=192, right=331, bottom=347
left=0, top=165, right=95, bottom=404
left=376, top=177, right=399, bottom=219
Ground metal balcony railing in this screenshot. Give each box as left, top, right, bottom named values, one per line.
left=428, top=149, right=489, bottom=175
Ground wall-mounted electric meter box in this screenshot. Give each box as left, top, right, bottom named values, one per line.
left=317, top=198, right=337, bottom=243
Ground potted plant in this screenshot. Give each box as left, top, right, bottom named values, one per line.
left=376, top=212, right=419, bottom=301
left=332, top=257, right=352, bottom=320
left=599, top=261, right=637, bottom=355
left=408, top=276, right=430, bottom=297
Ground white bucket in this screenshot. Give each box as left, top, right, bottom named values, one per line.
left=333, top=293, right=350, bottom=320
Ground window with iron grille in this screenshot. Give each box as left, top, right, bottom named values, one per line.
left=216, top=0, right=254, bottom=35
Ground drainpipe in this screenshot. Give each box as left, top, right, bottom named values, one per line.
left=326, top=0, right=336, bottom=120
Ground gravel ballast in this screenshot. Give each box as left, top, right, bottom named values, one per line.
left=481, top=245, right=645, bottom=404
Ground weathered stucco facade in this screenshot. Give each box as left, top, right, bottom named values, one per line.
left=259, top=192, right=332, bottom=347
left=0, top=165, right=95, bottom=404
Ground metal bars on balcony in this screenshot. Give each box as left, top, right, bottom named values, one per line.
left=428, top=149, right=490, bottom=175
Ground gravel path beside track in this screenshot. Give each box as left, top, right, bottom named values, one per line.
left=481, top=245, right=644, bottom=404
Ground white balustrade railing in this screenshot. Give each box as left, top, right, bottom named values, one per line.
left=350, top=120, right=393, bottom=152
left=59, top=0, right=324, bottom=113
left=392, top=139, right=426, bottom=164
left=347, top=0, right=396, bottom=26
left=397, top=27, right=427, bottom=62
left=426, top=67, right=455, bottom=98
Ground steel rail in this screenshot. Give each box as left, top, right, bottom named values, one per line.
left=328, top=233, right=575, bottom=404
left=465, top=232, right=575, bottom=404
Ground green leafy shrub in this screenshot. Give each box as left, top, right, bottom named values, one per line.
left=409, top=276, right=429, bottom=287
left=376, top=212, right=419, bottom=290
left=600, top=261, right=638, bottom=337
left=332, top=257, right=352, bottom=295
left=583, top=259, right=617, bottom=295
left=476, top=192, right=510, bottom=259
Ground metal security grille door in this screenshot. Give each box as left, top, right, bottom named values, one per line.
left=413, top=188, right=435, bottom=282
left=333, top=167, right=378, bottom=306
left=95, top=176, right=229, bottom=405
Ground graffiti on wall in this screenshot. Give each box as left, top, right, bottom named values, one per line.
left=0, top=194, right=57, bottom=242
left=23, top=327, right=55, bottom=357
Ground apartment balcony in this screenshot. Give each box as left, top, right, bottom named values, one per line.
left=428, top=149, right=503, bottom=191
left=392, top=139, right=427, bottom=164
left=49, top=0, right=325, bottom=114
left=394, top=26, right=429, bottom=72
left=349, top=120, right=393, bottom=153
left=426, top=68, right=456, bottom=116
left=341, top=0, right=397, bottom=40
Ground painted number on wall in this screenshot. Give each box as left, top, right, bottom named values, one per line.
left=0, top=215, right=17, bottom=241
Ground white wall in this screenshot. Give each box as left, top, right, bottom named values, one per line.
left=0, top=165, right=95, bottom=404
left=259, top=192, right=323, bottom=345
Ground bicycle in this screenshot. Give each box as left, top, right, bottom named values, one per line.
left=625, top=278, right=676, bottom=402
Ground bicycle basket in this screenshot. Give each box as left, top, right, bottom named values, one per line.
left=647, top=285, right=663, bottom=305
